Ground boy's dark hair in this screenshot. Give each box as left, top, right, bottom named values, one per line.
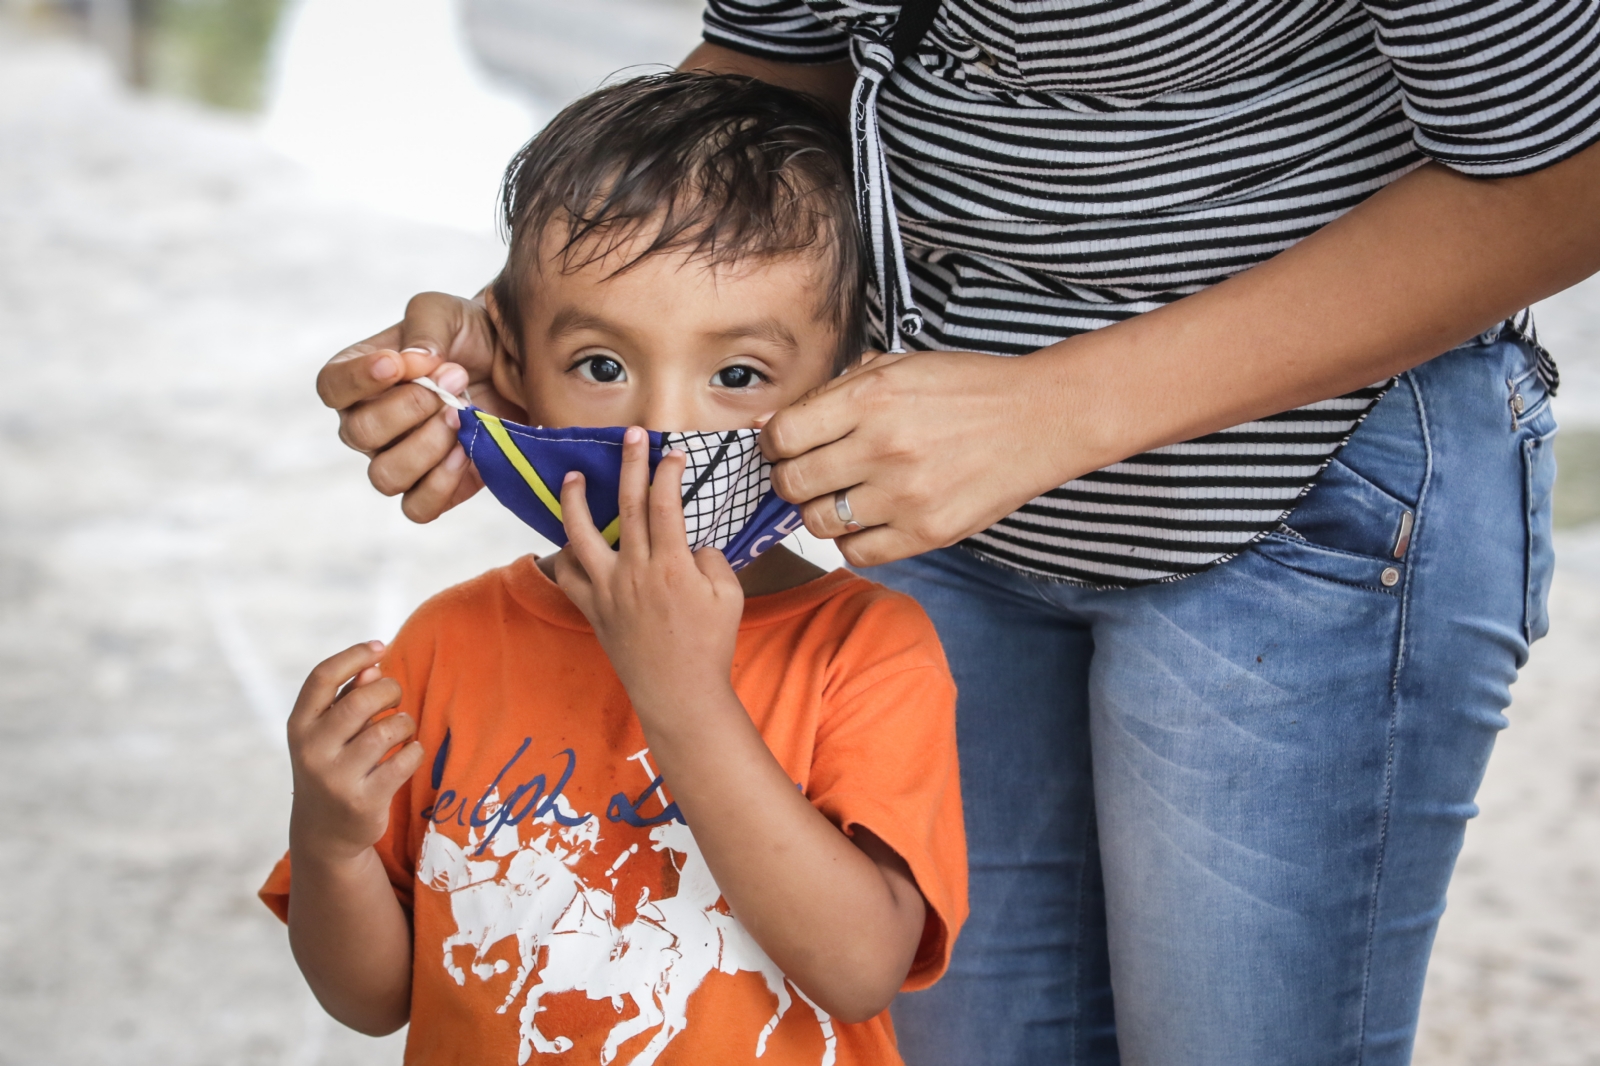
left=491, top=72, right=865, bottom=373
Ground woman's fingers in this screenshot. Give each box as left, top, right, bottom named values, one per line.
left=394, top=291, right=493, bottom=368
left=834, top=523, right=929, bottom=569
left=759, top=371, right=867, bottom=463
left=799, top=482, right=893, bottom=541
left=767, top=423, right=880, bottom=509
left=616, top=427, right=652, bottom=558
left=334, top=358, right=456, bottom=456
left=322, top=291, right=511, bottom=526
left=648, top=450, right=691, bottom=558
left=365, top=403, right=462, bottom=495
left=400, top=441, right=480, bottom=524
left=318, top=331, right=436, bottom=414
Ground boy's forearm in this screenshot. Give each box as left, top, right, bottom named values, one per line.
left=633, top=687, right=926, bottom=1023
left=286, top=843, right=413, bottom=1035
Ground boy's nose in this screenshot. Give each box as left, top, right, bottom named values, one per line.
left=634, top=383, right=700, bottom=434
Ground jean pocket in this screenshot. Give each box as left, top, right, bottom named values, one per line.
left=1523, top=426, right=1558, bottom=643
left=1279, top=456, right=1416, bottom=562
left=1252, top=529, right=1410, bottom=593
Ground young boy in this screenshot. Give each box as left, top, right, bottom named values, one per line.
left=259, top=73, right=966, bottom=1066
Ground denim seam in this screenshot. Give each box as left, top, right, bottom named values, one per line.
left=1263, top=529, right=1410, bottom=569
left=1072, top=818, right=1093, bottom=1066
left=1250, top=545, right=1402, bottom=597
left=1353, top=369, right=1432, bottom=1064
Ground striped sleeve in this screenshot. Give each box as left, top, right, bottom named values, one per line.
left=1362, top=0, right=1600, bottom=174
left=702, top=0, right=851, bottom=63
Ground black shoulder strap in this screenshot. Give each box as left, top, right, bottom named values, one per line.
left=890, top=0, right=941, bottom=65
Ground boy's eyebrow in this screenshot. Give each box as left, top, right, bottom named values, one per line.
left=707, top=318, right=800, bottom=351
left=548, top=307, right=623, bottom=340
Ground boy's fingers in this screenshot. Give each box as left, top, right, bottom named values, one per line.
left=367, top=741, right=426, bottom=797
left=291, top=641, right=387, bottom=730
left=692, top=546, right=741, bottom=596
left=550, top=547, right=596, bottom=614
left=616, top=426, right=651, bottom=559
left=324, top=677, right=404, bottom=744
left=559, top=472, right=614, bottom=581
left=344, top=711, right=417, bottom=770
left=648, top=450, right=691, bottom=557
left=334, top=662, right=386, bottom=703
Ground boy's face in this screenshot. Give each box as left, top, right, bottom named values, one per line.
left=492, top=230, right=843, bottom=432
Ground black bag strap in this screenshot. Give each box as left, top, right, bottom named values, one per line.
left=890, top=0, right=941, bottom=66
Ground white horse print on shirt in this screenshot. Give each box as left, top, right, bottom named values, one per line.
left=417, top=787, right=836, bottom=1065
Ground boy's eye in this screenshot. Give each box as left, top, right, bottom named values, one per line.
left=577, top=355, right=626, bottom=383
left=713, top=365, right=763, bottom=389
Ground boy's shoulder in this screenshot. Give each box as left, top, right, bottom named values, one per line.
left=394, top=554, right=592, bottom=640
left=742, top=566, right=953, bottom=686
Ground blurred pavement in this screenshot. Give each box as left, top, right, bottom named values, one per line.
left=0, top=21, right=1596, bottom=1066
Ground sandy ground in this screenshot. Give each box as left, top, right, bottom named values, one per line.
left=0, top=28, right=1596, bottom=1066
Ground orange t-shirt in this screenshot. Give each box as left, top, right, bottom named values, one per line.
left=261, top=558, right=966, bottom=1066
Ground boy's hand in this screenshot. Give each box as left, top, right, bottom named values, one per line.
left=553, top=428, right=744, bottom=715
left=287, top=642, right=424, bottom=864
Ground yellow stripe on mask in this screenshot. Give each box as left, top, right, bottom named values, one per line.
left=475, top=411, right=622, bottom=545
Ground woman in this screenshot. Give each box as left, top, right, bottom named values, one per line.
left=320, top=1, right=1600, bottom=1062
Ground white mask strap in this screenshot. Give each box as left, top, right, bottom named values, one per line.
left=410, top=375, right=469, bottom=411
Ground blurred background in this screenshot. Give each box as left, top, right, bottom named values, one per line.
left=0, top=2, right=1596, bottom=1062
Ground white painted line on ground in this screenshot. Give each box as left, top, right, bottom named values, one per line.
left=203, top=579, right=290, bottom=747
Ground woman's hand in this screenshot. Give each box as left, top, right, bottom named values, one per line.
left=761, top=348, right=1105, bottom=567
left=317, top=290, right=523, bottom=522
left=552, top=429, right=745, bottom=713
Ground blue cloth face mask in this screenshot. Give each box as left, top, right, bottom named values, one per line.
left=416, top=379, right=803, bottom=572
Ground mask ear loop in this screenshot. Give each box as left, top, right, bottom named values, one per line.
left=410, top=375, right=469, bottom=411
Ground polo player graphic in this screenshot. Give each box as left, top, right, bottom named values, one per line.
left=417, top=755, right=837, bottom=1066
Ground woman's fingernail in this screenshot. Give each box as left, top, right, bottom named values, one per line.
left=437, top=365, right=468, bottom=393
left=400, top=346, right=434, bottom=358
left=753, top=410, right=776, bottom=427
left=624, top=426, right=644, bottom=445
left=444, top=407, right=460, bottom=430
left=368, top=640, right=386, bottom=652
left=372, top=356, right=397, bottom=381
left=444, top=446, right=467, bottom=472
left=564, top=471, right=580, bottom=485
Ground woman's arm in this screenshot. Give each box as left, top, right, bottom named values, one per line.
left=765, top=141, right=1600, bottom=564
left=317, top=45, right=852, bottom=523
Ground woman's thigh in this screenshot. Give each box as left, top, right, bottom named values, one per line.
left=1081, top=333, right=1554, bottom=1066
left=864, top=547, right=1119, bottom=1066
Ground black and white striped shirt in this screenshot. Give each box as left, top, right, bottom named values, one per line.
left=704, top=0, right=1600, bottom=587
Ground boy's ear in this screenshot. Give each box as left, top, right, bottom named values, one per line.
left=484, top=285, right=526, bottom=407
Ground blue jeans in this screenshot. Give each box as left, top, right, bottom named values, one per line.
left=871, top=330, right=1557, bottom=1066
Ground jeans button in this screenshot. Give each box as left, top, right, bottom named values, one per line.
left=1380, top=567, right=1400, bottom=587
